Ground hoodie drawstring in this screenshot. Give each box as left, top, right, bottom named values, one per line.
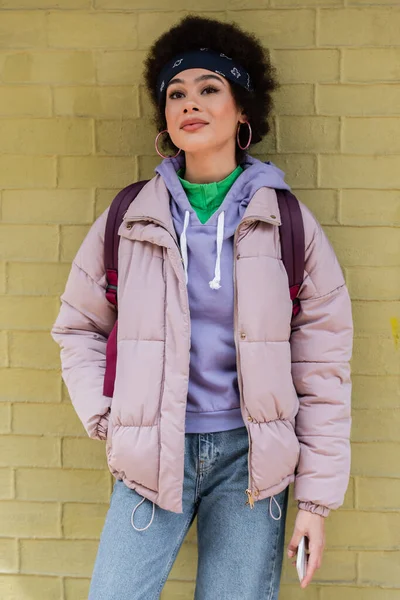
left=179, top=209, right=226, bottom=290
left=180, top=210, right=190, bottom=284
left=209, top=211, right=225, bottom=290
left=131, top=496, right=155, bottom=532
left=269, top=495, right=282, bottom=521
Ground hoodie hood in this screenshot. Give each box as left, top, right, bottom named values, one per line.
left=155, top=152, right=291, bottom=289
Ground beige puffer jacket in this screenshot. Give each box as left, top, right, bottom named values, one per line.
left=51, top=175, right=353, bottom=517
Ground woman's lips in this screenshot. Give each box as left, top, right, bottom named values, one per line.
left=181, top=123, right=208, bottom=132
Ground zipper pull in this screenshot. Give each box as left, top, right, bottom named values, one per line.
left=245, top=488, right=255, bottom=509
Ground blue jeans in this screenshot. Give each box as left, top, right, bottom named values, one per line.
left=88, top=426, right=288, bottom=600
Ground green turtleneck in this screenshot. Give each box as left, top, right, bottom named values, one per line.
left=177, top=165, right=243, bottom=224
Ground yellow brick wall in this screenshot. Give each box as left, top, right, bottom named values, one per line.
left=0, top=2, right=399, bottom=599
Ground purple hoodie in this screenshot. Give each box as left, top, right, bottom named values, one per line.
left=155, top=153, right=290, bottom=433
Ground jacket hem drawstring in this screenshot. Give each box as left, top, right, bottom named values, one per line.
left=131, top=496, right=156, bottom=531
left=269, top=495, right=282, bottom=521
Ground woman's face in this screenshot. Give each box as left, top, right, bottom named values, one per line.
left=164, top=68, right=245, bottom=155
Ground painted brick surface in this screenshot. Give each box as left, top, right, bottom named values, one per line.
left=0, top=3, right=399, bottom=599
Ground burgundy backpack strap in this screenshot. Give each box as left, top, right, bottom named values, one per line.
left=276, top=190, right=305, bottom=319
left=103, top=180, right=149, bottom=398
left=104, top=180, right=150, bottom=307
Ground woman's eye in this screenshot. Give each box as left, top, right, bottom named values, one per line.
left=168, top=86, right=219, bottom=99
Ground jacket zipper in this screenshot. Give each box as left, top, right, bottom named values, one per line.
left=126, top=214, right=278, bottom=508
left=233, top=215, right=280, bottom=509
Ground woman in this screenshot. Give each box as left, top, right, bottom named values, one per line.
left=51, top=15, right=353, bottom=600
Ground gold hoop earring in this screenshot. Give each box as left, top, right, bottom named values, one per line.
left=155, top=130, right=181, bottom=159
left=236, top=121, right=252, bottom=150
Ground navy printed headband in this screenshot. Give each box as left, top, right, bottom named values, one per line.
left=156, top=48, right=254, bottom=103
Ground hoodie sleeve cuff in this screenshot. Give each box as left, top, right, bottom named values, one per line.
left=298, top=501, right=330, bottom=518
left=95, top=411, right=110, bottom=441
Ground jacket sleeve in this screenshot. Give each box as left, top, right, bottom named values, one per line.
left=51, top=208, right=116, bottom=441
left=290, top=203, right=353, bottom=517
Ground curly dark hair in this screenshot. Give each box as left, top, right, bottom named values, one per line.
left=143, top=14, right=278, bottom=163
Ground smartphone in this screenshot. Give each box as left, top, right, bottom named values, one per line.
left=296, top=536, right=309, bottom=582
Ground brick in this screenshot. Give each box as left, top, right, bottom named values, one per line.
left=48, top=11, right=138, bottom=50
left=9, top=331, right=60, bottom=369
left=13, top=403, right=86, bottom=437
left=294, top=189, right=338, bottom=225
left=274, top=50, right=339, bottom=84
left=352, top=337, right=399, bottom=375
left=272, top=0, right=341, bottom=4
left=0, top=575, right=62, bottom=600
left=359, top=551, right=400, bottom=587
left=20, top=539, right=98, bottom=577
left=1, top=51, right=96, bottom=84
left=96, top=50, right=146, bottom=85
left=3, top=189, right=94, bottom=224
left=352, top=408, right=400, bottom=442
left=96, top=0, right=220, bottom=7
left=326, top=510, right=400, bottom=548
left=64, top=578, right=90, bottom=600
left=0, top=156, right=55, bottom=189
left=7, top=263, right=70, bottom=296
left=352, top=375, right=400, bottom=409
left=346, top=267, right=400, bottom=301
left=62, top=437, right=108, bottom=470
left=0, top=297, right=58, bottom=330
left=0, top=262, right=5, bottom=295
left=0, top=403, right=11, bottom=433
left=283, top=550, right=356, bottom=583
left=323, top=226, right=399, bottom=267
left=96, top=119, right=156, bottom=155
left=265, top=154, right=317, bottom=188
left=318, top=84, right=400, bottom=116
left=352, top=301, right=400, bottom=337
left=0, top=539, right=18, bottom=573
left=63, top=502, right=108, bottom=538
left=0, top=469, right=13, bottom=499
left=60, top=225, right=90, bottom=262
left=273, top=85, right=315, bottom=116
left=0, top=86, right=51, bottom=117
left=16, top=468, right=111, bottom=502
left=278, top=116, right=340, bottom=153
left=0, top=331, right=7, bottom=367
left=319, top=8, right=400, bottom=47
left=357, top=477, right=400, bottom=510
left=0, top=368, right=61, bottom=402
left=343, top=477, right=355, bottom=509
left=348, top=0, right=400, bottom=3
left=279, top=587, right=319, bottom=600
left=161, top=581, right=196, bottom=600
left=343, top=118, right=400, bottom=155
left=169, top=542, right=198, bottom=581
left=320, top=155, right=400, bottom=189
left=344, top=49, right=400, bottom=83
left=227, top=10, right=315, bottom=48
left=352, top=442, right=400, bottom=477
left=0, top=500, right=60, bottom=538
left=95, top=189, right=116, bottom=218
left=340, top=190, right=400, bottom=226
left=54, top=86, right=139, bottom=119
left=0, top=435, right=60, bottom=468
left=0, top=118, right=93, bottom=155
left=58, top=156, right=137, bottom=188
left=0, top=11, right=46, bottom=48
left=321, top=587, right=400, bottom=600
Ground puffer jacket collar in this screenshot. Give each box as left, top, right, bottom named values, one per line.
left=122, top=171, right=283, bottom=241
